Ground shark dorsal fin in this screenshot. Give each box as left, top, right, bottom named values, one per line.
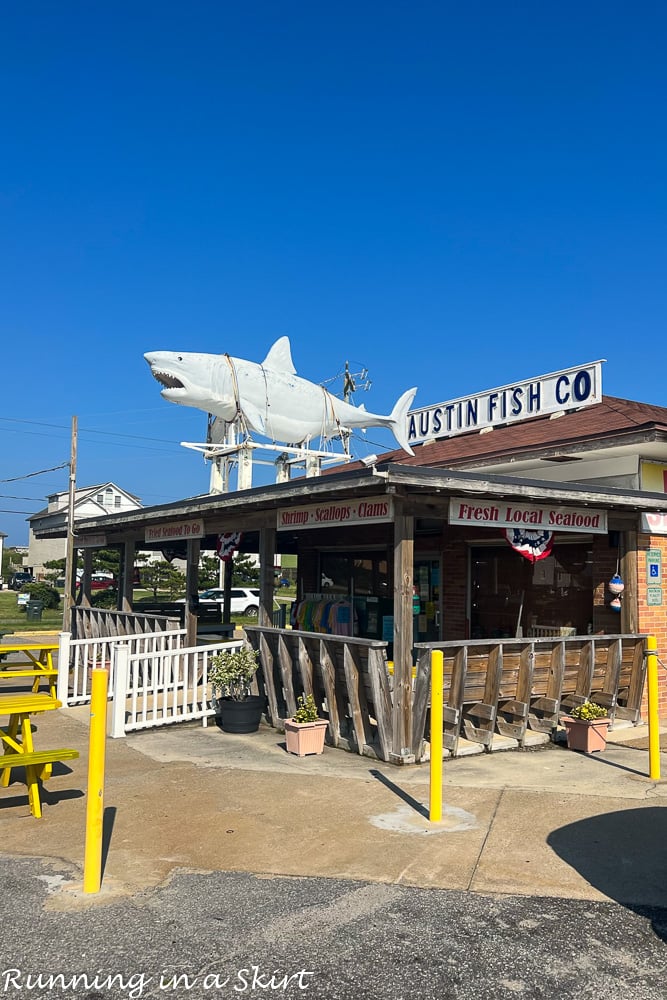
left=262, top=336, right=296, bottom=375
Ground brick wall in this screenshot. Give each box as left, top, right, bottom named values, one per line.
left=637, top=533, right=667, bottom=720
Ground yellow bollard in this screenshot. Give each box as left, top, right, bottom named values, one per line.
left=83, top=668, right=108, bottom=893
left=429, top=650, right=444, bottom=822
left=646, top=636, right=661, bottom=782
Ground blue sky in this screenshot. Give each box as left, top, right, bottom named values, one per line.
left=1, top=2, right=666, bottom=546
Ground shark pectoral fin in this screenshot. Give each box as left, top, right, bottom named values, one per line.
left=389, top=387, right=418, bottom=457
left=241, top=400, right=266, bottom=435
left=262, top=336, right=297, bottom=375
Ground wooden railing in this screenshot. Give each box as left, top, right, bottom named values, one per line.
left=71, top=606, right=180, bottom=641
left=412, top=634, right=648, bottom=761
left=244, top=626, right=392, bottom=761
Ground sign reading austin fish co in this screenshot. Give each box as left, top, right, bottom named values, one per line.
left=449, top=498, right=607, bottom=534
left=407, top=360, right=604, bottom=445
left=145, top=519, right=205, bottom=542
left=277, top=496, right=393, bottom=531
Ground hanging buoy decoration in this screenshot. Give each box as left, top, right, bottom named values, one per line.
left=609, top=596, right=622, bottom=612
left=608, top=573, right=624, bottom=595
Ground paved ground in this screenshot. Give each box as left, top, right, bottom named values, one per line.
left=1, top=682, right=666, bottom=998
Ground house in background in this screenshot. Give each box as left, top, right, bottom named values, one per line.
left=26, top=483, right=142, bottom=578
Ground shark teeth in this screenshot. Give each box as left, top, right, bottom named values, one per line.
left=153, top=370, right=184, bottom=389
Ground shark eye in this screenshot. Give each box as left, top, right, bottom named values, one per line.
left=177, top=355, right=183, bottom=361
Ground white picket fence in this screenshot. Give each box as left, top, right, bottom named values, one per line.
left=110, top=638, right=244, bottom=737
left=57, top=628, right=188, bottom=707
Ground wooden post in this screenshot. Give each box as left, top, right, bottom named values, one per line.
left=81, top=548, right=93, bottom=608
left=391, top=501, right=415, bottom=763
left=259, top=525, right=276, bottom=628
left=621, top=529, right=638, bottom=634
left=62, top=415, right=78, bottom=633
left=121, top=540, right=135, bottom=613
left=185, top=538, right=201, bottom=647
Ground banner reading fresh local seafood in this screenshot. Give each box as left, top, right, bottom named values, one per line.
left=277, top=496, right=393, bottom=530
left=449, top=497, right=607, bottom=533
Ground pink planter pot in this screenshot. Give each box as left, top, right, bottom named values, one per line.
left=562, top=716, right=610, bottom=753
left=284, top=718, right=329, bottom=756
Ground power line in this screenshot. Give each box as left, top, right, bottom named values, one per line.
left=0, top=463, right=69, bottom=484
left=0, top=415, right=184, bottom=445
left=0, top=495, right=47, bottom=501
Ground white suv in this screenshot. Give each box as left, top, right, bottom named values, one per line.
left=198, top=587, right=260, bottom=617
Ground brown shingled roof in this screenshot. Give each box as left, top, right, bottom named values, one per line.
left=344, top=396, right=667, bottom=471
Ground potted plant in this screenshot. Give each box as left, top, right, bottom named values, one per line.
left=561, top=700, right=610, bottom=752
left=284, top=694, right=329, bottom=756
left=208, top=645, right=264, bottom=733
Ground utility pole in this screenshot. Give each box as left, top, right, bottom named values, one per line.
left=63, top=415, right=78, bottom=633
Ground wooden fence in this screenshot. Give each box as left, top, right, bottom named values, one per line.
left=71, top=606, right=179, bottom=641
left=244, top=626, right=393, bottom=761
left=246, top=627, right=648, bottom=764
left=412, top=634, right=648, bottom=760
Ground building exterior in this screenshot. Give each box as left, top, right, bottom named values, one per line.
left=32, top=363, right=667, bottom=747
left=27, top=483, right=142, bottom=578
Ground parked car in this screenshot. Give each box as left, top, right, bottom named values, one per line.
left=9, top=572, right=35, bottom=591
left=75, top=573, right=115, bottom=591
left=197, top=587, right=260, bottom=617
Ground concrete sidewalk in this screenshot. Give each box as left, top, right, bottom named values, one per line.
left=1, top=704, right=666, bottom=911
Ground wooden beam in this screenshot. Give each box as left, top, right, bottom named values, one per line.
left=258, top=525, right=276, bottom=628
left=391, top=501, right=415, bottom=763
left=621, top=529, right=638, bottom=634
left=185, top=538, right=201, bottom=647
left=81, top=548, right=93, bottom=608
left=121, top=540, right=135, bottom=613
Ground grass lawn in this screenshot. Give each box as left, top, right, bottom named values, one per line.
left=0, top=589, right=64, bottom=635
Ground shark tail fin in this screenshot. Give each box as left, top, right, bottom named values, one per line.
left=389, top=388, right=417, bottom=456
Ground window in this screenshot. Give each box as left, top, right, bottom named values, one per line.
left=470, top=541, right=593, bottom=640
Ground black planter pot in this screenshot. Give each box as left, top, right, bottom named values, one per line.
left=216, top=695, right=264, bottom=734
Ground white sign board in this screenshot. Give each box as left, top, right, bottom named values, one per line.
left=145, top=519, right=205, bottom=542
left=408, top=361, right=604, bottom=445
left=448, top=498, right=607, bottom=534
left=76, top=533, right=108, bottom=548
left=277, top=496, right=393, bottom=531
left=641, top=512, right=667, bottom=535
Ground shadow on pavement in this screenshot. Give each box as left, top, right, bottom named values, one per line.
left=369, top=768, right=429, bottom=818
left=547, top=806, right=667, bottom=942
left=102, top=805, right=117, bottom=878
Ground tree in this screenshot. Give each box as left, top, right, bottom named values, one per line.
left=43, top=558, right=67, bottom=588
left=232, top=552, right=260, bottom=585
left=139, top=560, right=185, bottom=598
left=199, top=555, right=221, bottom=591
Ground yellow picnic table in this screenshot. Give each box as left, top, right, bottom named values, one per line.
left=0, top=640, right=59, bottom=697
left=0, top=691, right=78, bottom=818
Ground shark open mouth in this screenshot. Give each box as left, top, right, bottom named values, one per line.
left=152, top=370, right=184, bottom=390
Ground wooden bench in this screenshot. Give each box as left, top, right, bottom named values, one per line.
left=0, top=641, right=59, bottom=697
left=1, top=747, right=80, bottom=818
left=0, top=666, right=59, bottom=696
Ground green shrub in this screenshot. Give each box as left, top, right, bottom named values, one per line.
left=25, top=582, right=60, bottom=610
left=569, top=700, right=607, bottom=721
left=293, top=693, right=320, bottom=723
left=209, top=645, right=259, bottom=701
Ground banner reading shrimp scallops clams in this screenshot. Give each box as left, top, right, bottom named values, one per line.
left=277, top=497, right=393, bottom=531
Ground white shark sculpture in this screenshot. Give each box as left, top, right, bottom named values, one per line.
left=145, top=337, right=417, bottom=456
